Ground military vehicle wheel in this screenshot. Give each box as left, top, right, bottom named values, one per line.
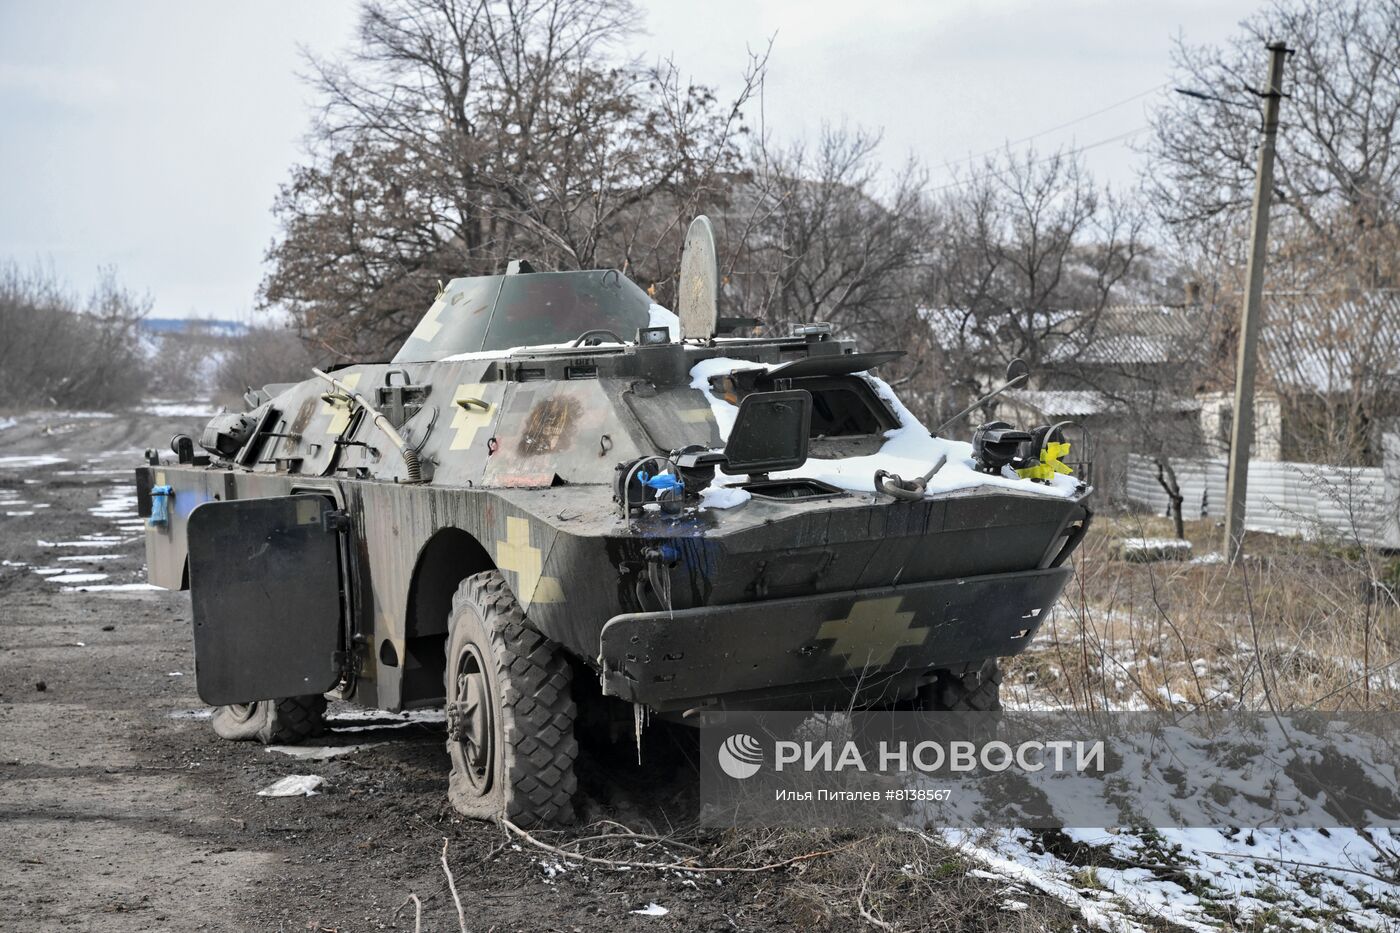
left=210, top=696, right=327, bottom=744
left=445, top=570, right=577, bottom=826
left=920, top=659, right=1002, bottom=711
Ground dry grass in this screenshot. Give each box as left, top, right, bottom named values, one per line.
left=1006, top=512, right=1400, bottom=713
left=506, top=820, right=1083, bottom=931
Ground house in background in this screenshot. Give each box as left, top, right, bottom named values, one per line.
left=929, top=290, right=1400, bottom=506
left=1252, top=290, right=1400, bottom=465
left=1008, top=291, right=1400, bottom=504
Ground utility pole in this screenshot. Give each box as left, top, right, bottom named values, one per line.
left=1223, top=40, right=1290, bottom=562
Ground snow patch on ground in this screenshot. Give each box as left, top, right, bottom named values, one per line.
left=91, top=486, right=138, bottom=518
left=256, top=775, right=324, bottom=797
left=144, top=400, right=216, bottom=417
left=0, top=454, right=70, bottom=469
left=62, top=582, right=162, bottom=593
left=45, top=572, right=109, bottom=584
left=326, top=708, right=445, bottom=724
left=40, top=537, right=137, bottom=547
left=943, top=826, right=1398, bottom=932
left=266, top=743, right=382, bottom=760
left=322, top=708, right=446, bottom=733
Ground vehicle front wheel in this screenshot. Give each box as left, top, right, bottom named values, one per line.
left=444, top=570, right=577, bottom=826
left=210, top=696, right=327, bottom=744
left=919, top=659, right=1003, bottom=711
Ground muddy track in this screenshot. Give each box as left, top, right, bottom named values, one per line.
left=0, top=409, right=1083, bottom=933
left=0, top=411, right=731, bottom=931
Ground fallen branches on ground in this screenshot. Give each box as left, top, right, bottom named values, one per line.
left=441, top=838, right=467, bottom=933
left=498, top=818, right=863, bottom=874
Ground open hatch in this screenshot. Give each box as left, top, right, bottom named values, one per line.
left=709, top=352, right=903, bottom=458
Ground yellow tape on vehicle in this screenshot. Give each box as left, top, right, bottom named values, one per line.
left=1017, top=440, right=1073, bottom=481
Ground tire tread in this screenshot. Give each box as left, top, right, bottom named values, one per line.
left=449, top=570, right=577, bottom=825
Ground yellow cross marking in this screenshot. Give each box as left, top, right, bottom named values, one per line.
left=450, top=383, right=493, bottom=450
left=816, top=597, right=924, bottom=670
left=496, top=516, right=563, bottom=608
left=322, top=372, right=361, bottom=435
left=416, top=294, right=450, bottom=341
left=678, top=408, right=713, bottom=423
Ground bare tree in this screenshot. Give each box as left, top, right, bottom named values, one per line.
left=1147, top=0, right=1400, bottom=290
left=215, top=326, right=315, bottom=405
left=261, top=0, right=764, bottom=359
left=0, top=262, right=151, bottom=409
left=722, top=126, right=933, bottom=369
left=1146, top=0, right=1400, bottom=465
left=922, top=148, right=1148, bottom=431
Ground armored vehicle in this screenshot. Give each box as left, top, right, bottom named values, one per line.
left=138, top=218, right=1091, bottom=825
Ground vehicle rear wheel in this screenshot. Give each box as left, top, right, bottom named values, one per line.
left=210, top=695, right=327, bottom=744
left=920, top=659, right=1003, bottom=711
left=444, top=570, right=577, bottom=826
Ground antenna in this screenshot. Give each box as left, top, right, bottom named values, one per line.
left=933, top=358, right=1031, bottom=437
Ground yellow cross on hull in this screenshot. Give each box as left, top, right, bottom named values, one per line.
left=815, top=596, right=925, bottom=670
left=495, top=516, right=564, bottom=610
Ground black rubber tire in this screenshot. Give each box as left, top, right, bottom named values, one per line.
left=445, top=570, right=577, bottom=826
left=920, top=659, right=1003, bottom=711
left=209, top=696, right=327, bottom=744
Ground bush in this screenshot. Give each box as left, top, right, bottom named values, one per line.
left=145, top=327, right=229, bottom=399
left=214, top=325, right=313, bottom=404
left=0, top=262, right=151, bottom=409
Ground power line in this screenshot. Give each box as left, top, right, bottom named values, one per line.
left=936, top=82, right=1168, bottom=173
left=926, top=125, right=1149, bottom=196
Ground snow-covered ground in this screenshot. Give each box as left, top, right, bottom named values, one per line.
left=942, top=826, right=1397, bottom=932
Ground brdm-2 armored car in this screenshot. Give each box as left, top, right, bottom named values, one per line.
left=138, top=217, right=1091, bottom=825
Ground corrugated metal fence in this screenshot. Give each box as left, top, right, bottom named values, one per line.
left=1125, top=453, right=1399, bottom=548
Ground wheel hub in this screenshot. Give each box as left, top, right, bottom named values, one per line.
left=448, top=644, right=493, bottom=794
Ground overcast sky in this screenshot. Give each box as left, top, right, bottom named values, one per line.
left=0, top=0, right=1263, bottom=320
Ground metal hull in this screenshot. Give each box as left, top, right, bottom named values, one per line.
left=140, top=460, right=1088, bottom=711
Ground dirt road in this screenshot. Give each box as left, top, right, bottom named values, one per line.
left=0, top=410, right=787, bottom=932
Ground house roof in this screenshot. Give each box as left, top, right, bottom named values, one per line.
left=1260, top=291, right=1400, bottom=393
left=1043, top=304, right=1205, bottom=366
left=926, top=291, right=1400, bottom=397
left=1004, top=388, right=1200, bottom=419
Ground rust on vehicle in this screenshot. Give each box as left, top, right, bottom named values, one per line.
left=517, top=395, right=580, bottom=456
